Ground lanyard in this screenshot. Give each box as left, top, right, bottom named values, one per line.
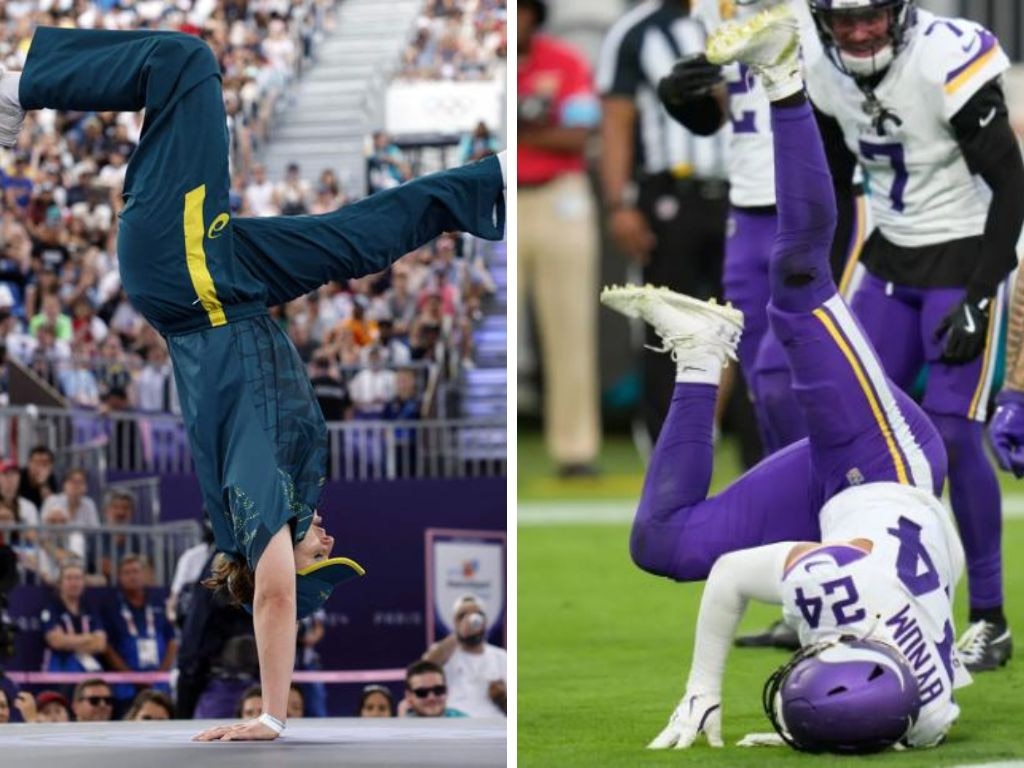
left=62, top=611, right=90, bottom=634
left=120, top=600, right=156, bottom=639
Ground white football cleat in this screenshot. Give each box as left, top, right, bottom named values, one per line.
left=601, top=284, right=742, bottom=383
left=705, top=3, right=802, bottom=101
left=0, top=67, right=25, bottom=148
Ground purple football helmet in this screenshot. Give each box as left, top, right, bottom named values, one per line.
left=808, top=0, right=917, bottom=79
left=763, top=638, right=921, bottom=754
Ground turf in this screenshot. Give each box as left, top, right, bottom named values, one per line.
left=517, top=432, right=1024, bottom=767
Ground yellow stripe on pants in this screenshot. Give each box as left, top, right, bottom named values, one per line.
left=183, top=184, right=227, bottom=327
left=813, top=307, right=909, bottom=484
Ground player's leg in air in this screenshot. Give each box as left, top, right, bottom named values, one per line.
left=0, top=27, right=502, bottom=742
left=605, top=5, right=952, bottom=751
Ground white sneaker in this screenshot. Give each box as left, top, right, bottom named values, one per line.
left=705, top=3, right=802, bottom=101
left=600, top=284, right=743, bottom=384
left=0, top=67, right=25, bottom=148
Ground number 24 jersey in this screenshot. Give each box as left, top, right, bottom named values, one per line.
left=780, top=483, right=972, bottom=748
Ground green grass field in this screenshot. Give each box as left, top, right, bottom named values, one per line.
left=518, top=432, right=1024, bottom=767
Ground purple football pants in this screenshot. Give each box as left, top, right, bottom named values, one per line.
left=630, top=100, right=947, bottom=582
left=849, top=268, right=1005, bottom=610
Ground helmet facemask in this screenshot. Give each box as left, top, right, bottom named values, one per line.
left=810, top=0, right=915, bottom=81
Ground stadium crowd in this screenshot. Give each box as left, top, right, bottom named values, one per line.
left=398, top=0, right=506, bottom=81
left=0, top=0, right=500, bottom=427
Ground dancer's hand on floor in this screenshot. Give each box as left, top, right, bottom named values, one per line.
left=193, top=719, right=280, bottom=742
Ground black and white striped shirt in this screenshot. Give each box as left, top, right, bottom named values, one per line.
left=596, top=0, right=728, bottom=180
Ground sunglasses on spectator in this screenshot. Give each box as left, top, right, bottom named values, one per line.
left=411, top=685, right=447, bottom=699
left=82, top=696, right=114, bottom=706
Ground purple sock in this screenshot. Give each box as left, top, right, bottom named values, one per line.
left=630, top=383, right=717, bottom=577
left=931, top=413, right=1004, bottom=610
left=769, top=101, right=838, bottom=313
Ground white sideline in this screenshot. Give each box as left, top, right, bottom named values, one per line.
left=518, top=494, right=1024, bottom=526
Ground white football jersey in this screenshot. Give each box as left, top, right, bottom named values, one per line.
left=780, top=483, right=971, bottom=748
left=804, top=10, right=1010, bottom=248
left=691, top=0, right=819, bottom=207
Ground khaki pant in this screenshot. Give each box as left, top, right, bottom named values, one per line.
left=518, top=172, right=600, bottom=465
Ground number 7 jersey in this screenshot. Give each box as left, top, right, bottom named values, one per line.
left=803, top=9, right=1009, bottom=248
left=780, top=483, right=972, bottom=748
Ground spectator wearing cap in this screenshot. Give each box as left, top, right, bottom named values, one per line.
left=124, top=689, right=173, bottom=721
left=358, top=684, right=395, bottom=717
left=71, top=678, right=114, bottom=722
left=40, top=561, right=106, bottom=674
left=101, top=554, right=177, bottom=713
left=0, top=458, right=39, bottom=544
left=41, top=468, right=99, bottom=529
left=422, top=594, right=506, bottom=717
left=402, top=660, right=466, bottom=718
left=18, top=445, right=57, bottom=510
left=28, top=690, right=72, bottom=722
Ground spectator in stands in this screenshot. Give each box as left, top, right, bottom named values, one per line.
left=31, top=500, right=88, bottom=586
left=349, top=345, right=396, bottom=416
left=94, top=334, right=134, bottom=400
left=237, top=684, right=263, bottom=720
left=403, top=660, right=466, bottom=718
left=70, top=297, right=108, bottom=346
left=41, top=561, right=106, bottom=674
left=367, top=131, right=411, bottom=193
left=0, top=688, right=8, bottom=723
left=135, top=341, right=175, bottom=413
left=102, top=555, right=177, bottom=713
left=338, top=296, right=377, bottom=348
left=383, top=368, right=422, bottom=421
left=296, top=610, right=327, bottom=718
left=459, top=121, right=500, bottom=165
left=29, top=323, right=71, bottom=389
left=30, top=292, right=72, bottom=341
left=71, top=678, right=114, bottom=722
left=372, top=317, right=411, bottom=366
left=95, top=489, right=143, bottom=583
left=287, top=684, right=305, bottom=719
left=244, top=163, right=278, bottom=217
left=124, top=690, right=173, bottom=721
left=274, top=162, right=312, bottom=216
left=41, top=468, right=99, bottom=529
left=30, top=690, right=72, bottom=722
left=192, top=634, right=260, bottom=720
left=308, top=355, right=351, bottom=422
left=386, top=268, right=417, bottom=338
left=0, top=459, right=38, bottom=544
left=59, top=348, right=101, bottom=407
left=100, top=387, right=144, bottom=471
left=166, top=522, right=216, bottom=630
left=18, top=445, right=57, bottom=508
left=423, top=594, right=506, bottom=717
left=358, top=684, right=395, bottom=717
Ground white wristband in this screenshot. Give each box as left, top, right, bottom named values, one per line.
left=258, top=712, right=285, bottom=734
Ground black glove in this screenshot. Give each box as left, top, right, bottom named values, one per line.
left=934, top=297, right=990, bottom=364
left=657, top=54, right=724, bottom=107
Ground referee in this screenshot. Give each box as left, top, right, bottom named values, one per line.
left=597, top=0, right=728, bottom=442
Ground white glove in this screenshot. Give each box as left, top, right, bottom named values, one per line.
left=647, top=692, right=723, bottom=749
left=736, top=732, right=785, bottom=748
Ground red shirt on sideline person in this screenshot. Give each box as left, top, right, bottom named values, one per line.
left=518, top=33, right=600, bottom=185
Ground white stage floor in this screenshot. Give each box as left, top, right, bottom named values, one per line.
left=0, top=717, right=507, bottom=767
